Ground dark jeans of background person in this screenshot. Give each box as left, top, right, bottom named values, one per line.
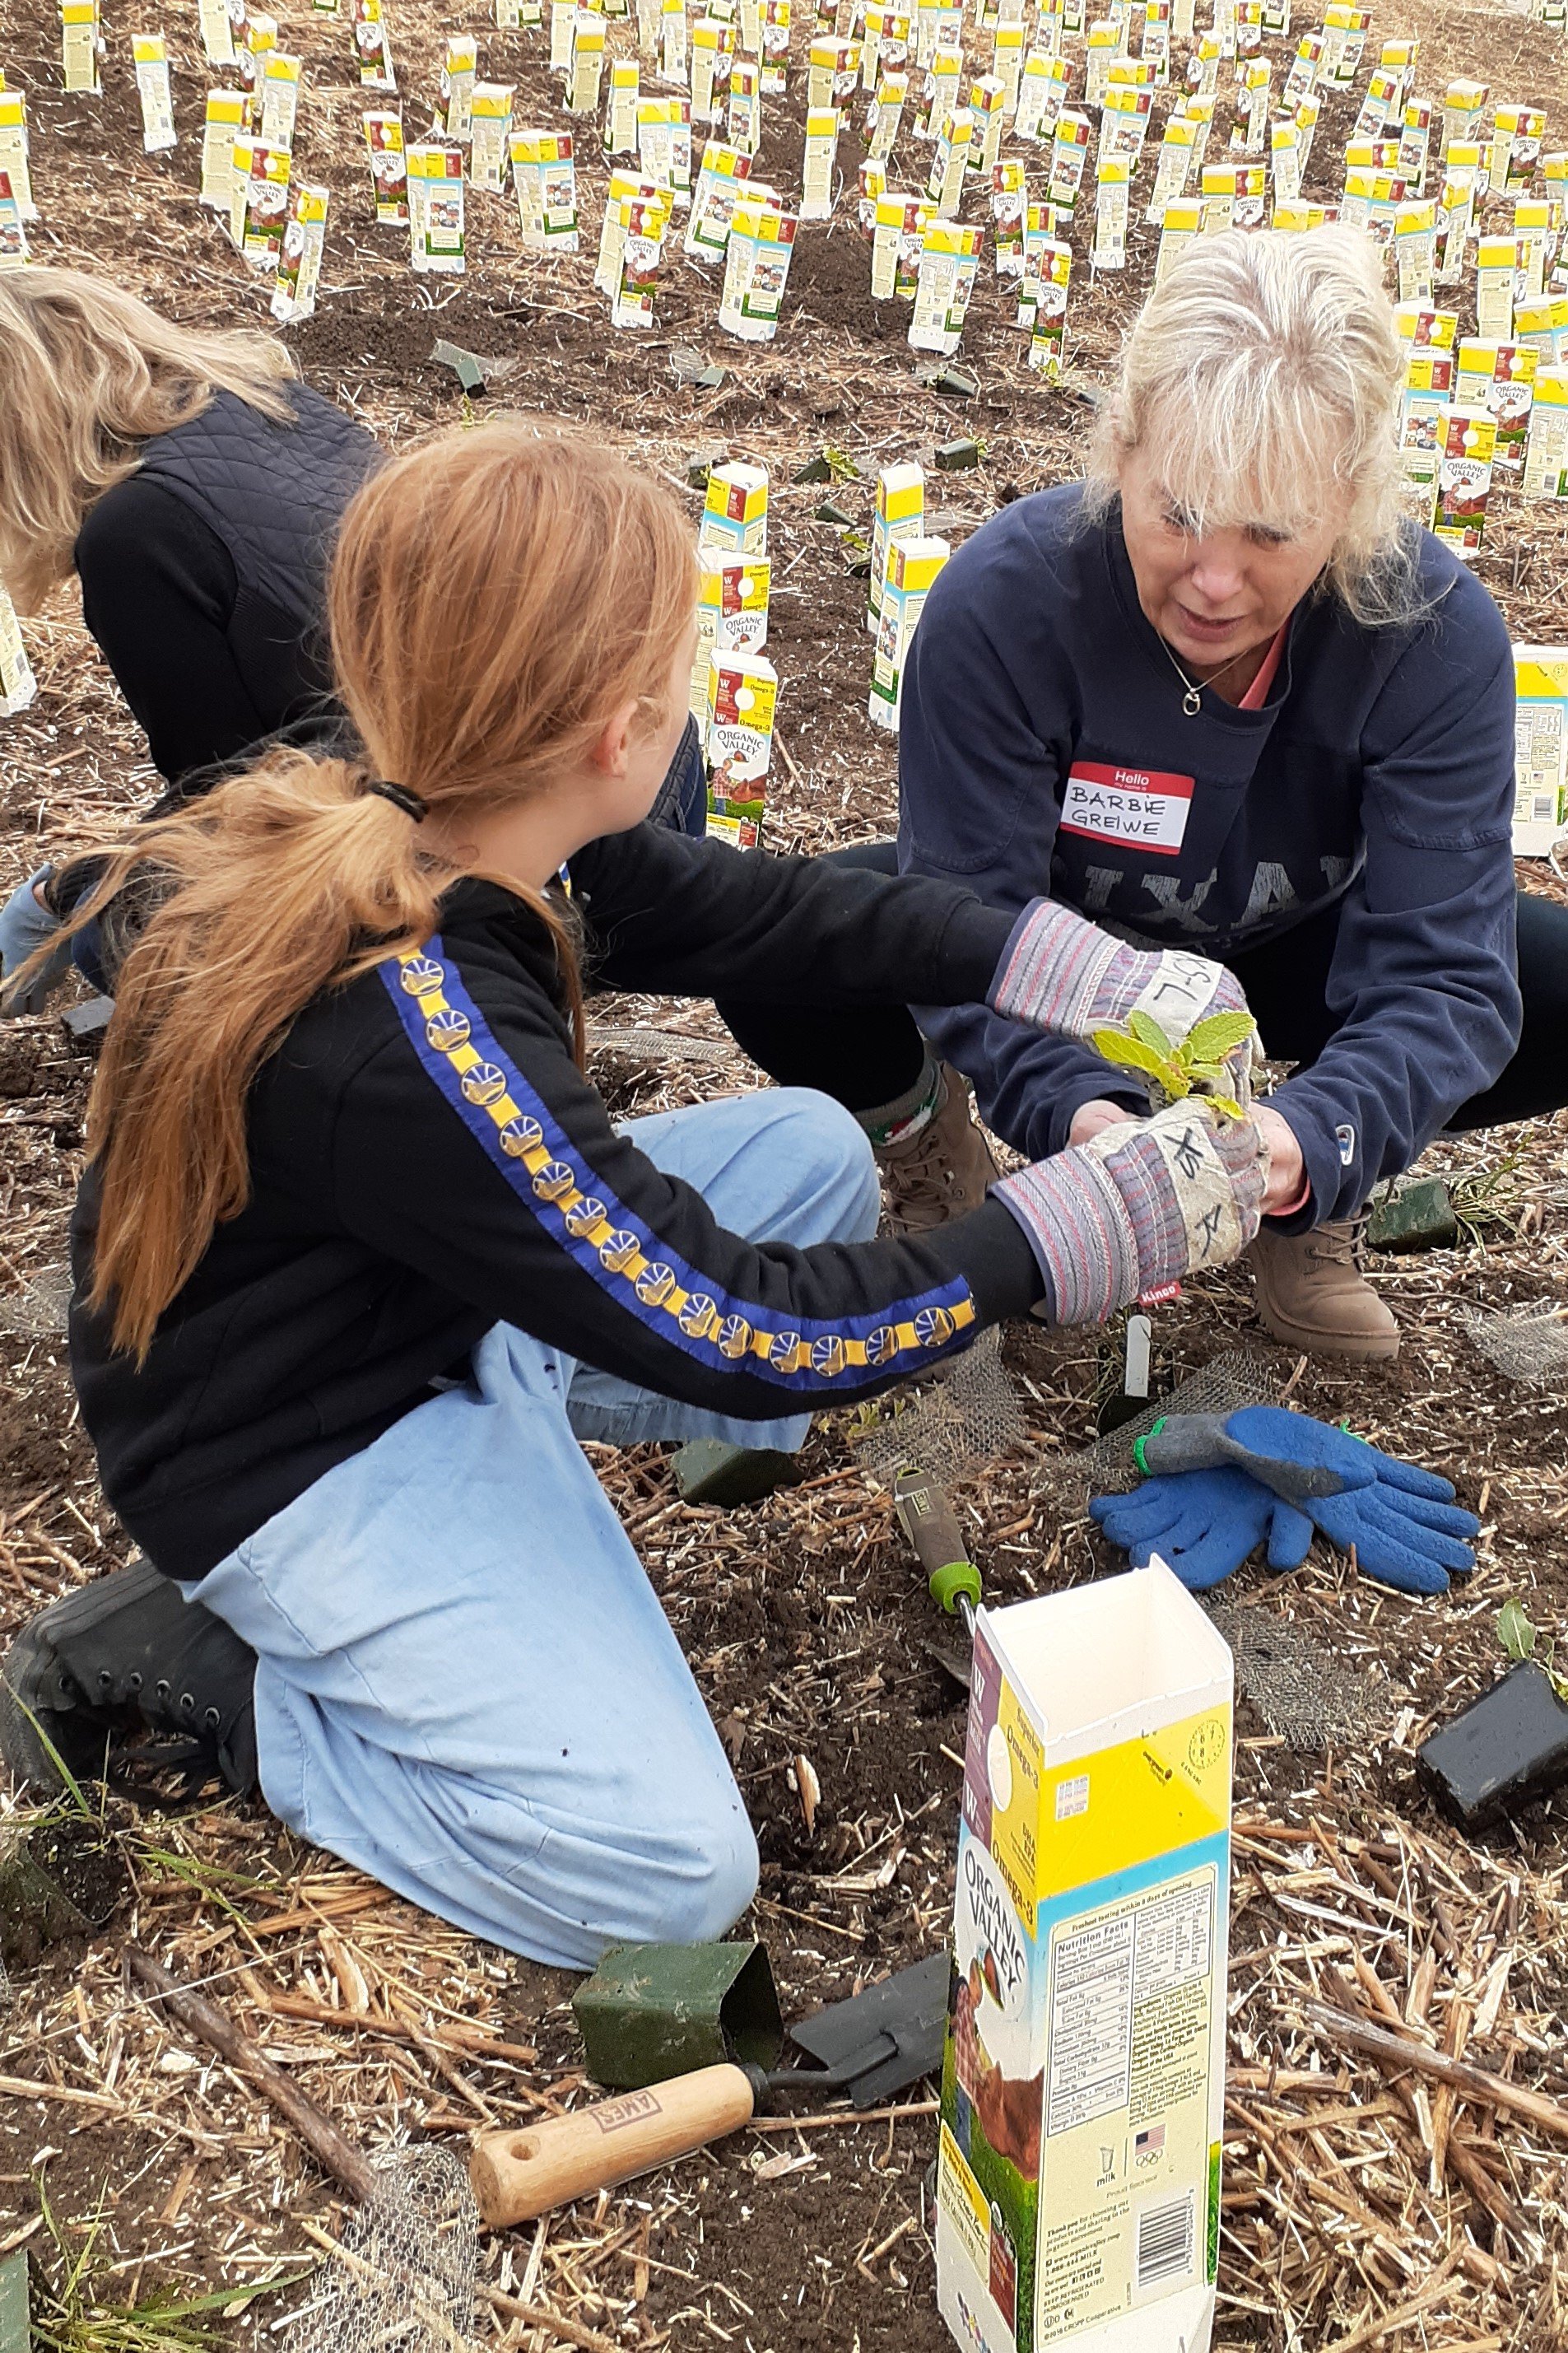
left=714, top=841, right=1568, bottom=1135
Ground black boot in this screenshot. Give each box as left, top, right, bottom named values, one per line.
left=0, top=1556, right=258, bottom=1806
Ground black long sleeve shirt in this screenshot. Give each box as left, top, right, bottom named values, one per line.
left=71, top=827, right=1045, bottom=1582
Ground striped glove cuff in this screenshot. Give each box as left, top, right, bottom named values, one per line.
left=993, top=1101, right=1266, bottom=1326
left=989, top=896, right=1249, bottom=1052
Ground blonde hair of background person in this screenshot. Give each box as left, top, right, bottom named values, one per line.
left=1082, top=225, right=1420, bottom=627
left=0, top=266, right=295, bottom=613
left=45, top=425, right=701, bottom=1359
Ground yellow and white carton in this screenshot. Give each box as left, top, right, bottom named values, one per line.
left=705, top=649, right=777, bottom=842
left=868, top=460, right=925, bottom=634
left=1456, top=338, right=1537, bottom=473
left=62, top=0, right=103, bottom=95
left=910, top=217, right=982, bottom=352
left=1026, top=236, right=1071, bottom=374
left=202, top=89, right=248, bottom=207
left=199, top=0, right=239, bottom=67
left=869, top=534, right=948, bottom=729
left=133, top=34, right=178, bottom=153
left=701, top=460, right=770, bottom=557
left=231, top=140, right=291, bottom=266
left=512, top=130, right=579, bottom=250
left=612, top=192, right=664, bottom=327
left=469, top=84, right=514, bottom=191
left=802, top=105, right=839, bottom=217
left=0, top=91, right=34, bottom=222
left=936, top=1563, right=1231, bottom=2353
left=594, top=167, right=664, bottom=287
left=685, top=137, right=751, bottom=256
left=1523, top=368, right=1568, bottom=500
left=407, top=141, right=465, bottom=272
left=353, top=0, right=396, bottom=91
left=1512, top=647, right=1568, bottom=852
left=1476, top=235, right=1518, bottom=344
left=1433, top=408, right=1496, bottom=557
left=0, top=582, right=36, bottom=716
left=1514, top=296, right=1568, bottom=367
left=607, top=58, right=640, bottom=152
left=568, top=17, right=606, bottom=116
left=258, top=50, right=302, bottom=150
left=718, top=198, right=797, bottom=339
left=692, top=552, right=770, bottom=724
left=270, top=179, right=328, bottom=321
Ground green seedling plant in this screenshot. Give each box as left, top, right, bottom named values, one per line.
left=1090, top=1009, right=1259, bottom=1118
left=1497, top=1599, right=1568, bottom=1704
left=30, top=2174, right=305, bottom=2352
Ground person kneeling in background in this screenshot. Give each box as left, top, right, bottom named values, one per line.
left=718, top=228, right=1568, bottom=1363
left=0, top=422, right=1264, bottom=1968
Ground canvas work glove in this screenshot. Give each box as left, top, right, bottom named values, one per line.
left=1134, top=1405, right=1480, bottom=1596
left=0, top=868, right=71, bottom=1016
left=989, top=896, right=1259, bottom=1062
left=992, top=1097, right=1265, bottom=1327
left=1090, top=1467, right=1313, bottom=1591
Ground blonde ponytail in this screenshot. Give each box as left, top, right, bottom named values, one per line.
left=57, top=423, right=692, bottom=1360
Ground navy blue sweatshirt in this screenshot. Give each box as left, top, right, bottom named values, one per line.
left=897, top=485, right=1521, bottom=1228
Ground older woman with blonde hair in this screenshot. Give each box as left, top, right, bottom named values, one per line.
left=723, top=226, right=1568, bottom=1358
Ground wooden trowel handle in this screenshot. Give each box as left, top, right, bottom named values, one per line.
left=470, top=2062, right=760, bottom=2226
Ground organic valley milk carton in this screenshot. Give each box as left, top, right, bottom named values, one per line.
left=869, top=534, right=948, bottom=729
left=937, top=1561, right=1232, bottom=2353
left=705, top=650, right=777, bottom=844
left=700, top=462, right=769, bottom=556
left=1512, top=647, right=1568, bottom=853
left=0, top=582, right=36, bottom=716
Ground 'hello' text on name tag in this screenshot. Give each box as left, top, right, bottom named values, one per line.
left=1059, top=761, right=1195, bottom=856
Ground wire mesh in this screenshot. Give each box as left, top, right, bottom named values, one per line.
left=1036, top=1344, right=1289, bottom=1507
left=288, top=2147, right=479, bottom=2353
left=587, top=1022, right=742, bottom=1069
left=1203, top=1601, right=1388, bottom=1752
left=851, top=1326, right=1027, bottom=1489
left=1461, top=1301, right=1568, bottom=1388
left=0, top=1264, right=71, bottom=1339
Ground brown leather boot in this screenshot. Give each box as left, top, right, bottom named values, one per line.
left=1249, top=1218, right=1399, bottom=1362
left=877, top=1064, right=1000, bottom=1232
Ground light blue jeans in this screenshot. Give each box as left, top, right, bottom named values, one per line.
left=183, top=1090, right=881, bottom=1969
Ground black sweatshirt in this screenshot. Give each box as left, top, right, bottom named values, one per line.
left=72, top=384, right=381, bottom=789
left=71, top=827, right=1045, bottom=1582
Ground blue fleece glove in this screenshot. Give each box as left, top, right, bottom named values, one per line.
left=1137, top=1405, right=1478, bottom=1595
left=1091, top=1466, right=1313, bottom=1591
left=0, top=868, right=70, bottom=1016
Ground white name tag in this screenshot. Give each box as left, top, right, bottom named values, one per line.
left=1059, top=760, right=1195, bottom=856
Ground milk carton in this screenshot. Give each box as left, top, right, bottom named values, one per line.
left=407, top=142, right=465, bottom=271
left=354, top=0, right=396, bottom=91
left=936, top=1563, right=1232, bottom=2353
left=1476, top=235, right=1518, bottom=342
left=202, top=89, right=249, bottom=207
left=701, top=462, right=769, bottom=557
left=271, top=179, right=328, bottom=320
left=686, top=138, right=751, bottom=256
left=1026, top=238, right=1071, bottom=372
left=1512, top=648, right=1568, bottom=852
left=718, top=199, right=797, bottom=338
left=62, top=0, right=103, bottom=93
left=469, top=84, right=514, bottom=191
left=910, top=217, right=983, bottom=351
left=1049, top=110, right=1091, bottom=208
left=258, top=50, right=302, bottom=149
left=1523, top=366, right=1568, bottom=499
left=0, top=91, right=34, bottom=221
left=1433, top=408, right=1497, bottom=557
left=612, top=193, right=664, bottom=325
left=0, top=585, right=36, bottom=717
left=364, top=109, right=407, bottom=220
left=133, top=34, right=178, bottom=152
left=869, top=534, right=948, bottom=729
left=868, top=462, right=925, bottom=634
left=231, top=141, right=291, bottom=266
left=0, top=171, right=26, bottom=270
left=802, top=105, right=839, bottom=217
left=1457, top=338, right=1537, bottom=472
left=705, top=650, right=777, bottom=843
left=512, top=130, right=579, bottom=249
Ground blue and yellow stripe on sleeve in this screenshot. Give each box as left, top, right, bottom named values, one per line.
left=379, top=939, right=978, bottom=1395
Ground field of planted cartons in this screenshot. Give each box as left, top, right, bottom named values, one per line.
left=2, top=0, right=1568, bottom=2342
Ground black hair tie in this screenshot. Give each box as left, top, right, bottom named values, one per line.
left=362, top=779, right=428, bottom=822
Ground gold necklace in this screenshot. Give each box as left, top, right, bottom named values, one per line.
left=1158, top=632, right=1257, bottom=716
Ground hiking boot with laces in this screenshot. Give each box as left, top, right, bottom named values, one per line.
left=1249, top=1217, right=1399, bottom=1363
left=0, top=1555, right=258, bottom=1807
left=877, top=1064, right=1001, bottom=1233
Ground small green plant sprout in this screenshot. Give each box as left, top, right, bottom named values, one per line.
left=1089, top=1009, right=1259, bottom=1119
left=1496, top=1599, right=1568, bottom=1703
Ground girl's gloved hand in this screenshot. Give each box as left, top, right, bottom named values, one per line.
left=989, top=896, right=1257, bottom=1059
left=0, top=868, right=70, bottom=1016
left=992, top=1097, right=1266, bottom=1326
left=1091, top=1466, right=1313, bottom=1591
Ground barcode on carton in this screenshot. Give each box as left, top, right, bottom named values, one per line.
left=1054, top=1773, right=1089, bottom=1821
left=1136, top=2190, right=1194, bottom=2288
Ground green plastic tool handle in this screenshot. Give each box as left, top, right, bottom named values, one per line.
left=929, top=1557, right=982, bottom=1617
left=893, top=1468, right=983, bottom=1618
